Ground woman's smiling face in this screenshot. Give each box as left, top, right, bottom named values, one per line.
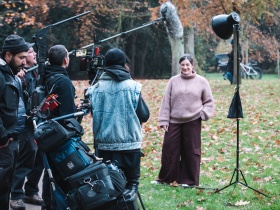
left=180, top=58, right=193, bottom=76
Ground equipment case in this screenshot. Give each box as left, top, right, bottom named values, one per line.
left=95, top=189, right=139, bottom=210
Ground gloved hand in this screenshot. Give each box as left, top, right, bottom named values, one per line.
left=78, top=99, right=91, bottom=115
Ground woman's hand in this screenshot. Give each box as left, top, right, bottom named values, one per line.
left=161, top=125, right=169, bottom=132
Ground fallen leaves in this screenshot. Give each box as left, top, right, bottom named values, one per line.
left=234, top=200, right=250, bottom=206
left=72, top=78, right=280, bottom=208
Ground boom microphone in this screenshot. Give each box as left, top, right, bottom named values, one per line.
left=160, top=2, right=183, bottom=39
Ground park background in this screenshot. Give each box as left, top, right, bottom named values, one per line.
left=1, top=0, right=280, bottom=79
left=1, top=0, right=279, bottom=209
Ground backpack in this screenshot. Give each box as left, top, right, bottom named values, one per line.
left=31, top=74, right=67, bottom=117
left=48, top=136, right=93, bottom=178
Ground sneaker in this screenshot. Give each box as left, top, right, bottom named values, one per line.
left=150, top=180, right=161, bottom=185
left=10, top=199, right=26, bottom=210
left=181, top=184, right=189, bottom=188
left=23, top=194, right=44, bottom=205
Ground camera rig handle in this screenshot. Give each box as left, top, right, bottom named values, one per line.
left=34, top=110, right=87, bottom=129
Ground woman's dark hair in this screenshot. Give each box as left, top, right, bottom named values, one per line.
left=48, top=45, right=67, bottom=66
left=179, top=54, right=194, bottom=65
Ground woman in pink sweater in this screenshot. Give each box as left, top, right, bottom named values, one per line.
left=153, top=54, right=214, bottom=187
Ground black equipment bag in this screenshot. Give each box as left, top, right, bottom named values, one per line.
left=34, top=120, right=72, bottom=152
left=65, top=161, right=121, bottom=210
left=49, top=136, right=93, bottom=178
left=34, top=118, right=84, bottom=152
left=108, top=168, right=127, bottom=194
left=66, top=161, right=109, bottom=189
left=61, top=118, right=84, bottom=136
left=95, top=189, right=140, bottom=210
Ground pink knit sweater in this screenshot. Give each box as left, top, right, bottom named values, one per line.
left=159, top=71, right=214, bottom=126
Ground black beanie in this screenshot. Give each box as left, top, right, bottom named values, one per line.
left=2, top=35, right=29, bottom=54
left=105, top=48, right=126, bottom=67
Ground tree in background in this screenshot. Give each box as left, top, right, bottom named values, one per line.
left=173, top=0, right=280, bottom=72
left=1, top=0, right=279, bottom=78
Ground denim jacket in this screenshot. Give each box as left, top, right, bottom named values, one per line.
left=87, top=72, right=143, bottom=151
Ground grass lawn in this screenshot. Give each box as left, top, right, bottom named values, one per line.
left=73, top=73, right=280, bottom=210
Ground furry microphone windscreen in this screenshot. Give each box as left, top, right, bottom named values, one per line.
left=160, top=2, right=183, bottom=39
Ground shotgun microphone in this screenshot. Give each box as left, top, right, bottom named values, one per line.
left=160, top=2, right=183, bottom=39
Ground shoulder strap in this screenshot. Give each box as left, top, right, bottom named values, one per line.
left=45, top=74, right=66, bottom=94
left=136, top=93, right=150, bottom=124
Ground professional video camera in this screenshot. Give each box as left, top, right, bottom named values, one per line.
left=74, top=46, right=105, bottom=85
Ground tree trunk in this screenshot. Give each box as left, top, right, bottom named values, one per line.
left=130, top=35, right=136, bottom=78
left=169, top=37, right=184, bottom=76
left=139, top=40, right=148, bottom=78
left=184, top=27, right=194, bottom=55
left=277, top=49, right=279, bottom=78
left=183, top=26, right=203, bottom=75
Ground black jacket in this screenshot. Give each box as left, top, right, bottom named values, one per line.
left=44, top=65, right=76, bottom=118
left=0, top=58, right=20, bottom=145
left=22, top=67, right=39, bottom=114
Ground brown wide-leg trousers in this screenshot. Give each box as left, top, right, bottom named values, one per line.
left=158, top=118, right=201, bottom=186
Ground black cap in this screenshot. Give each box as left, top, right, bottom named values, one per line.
left=2, top=35, right=29, bottom=54
left=105, top=48, right=126, bottom=67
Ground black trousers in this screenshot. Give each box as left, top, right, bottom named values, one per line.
left=11, top=127, right=44, bottom=200
left=0, top=141, right=19, bottom=210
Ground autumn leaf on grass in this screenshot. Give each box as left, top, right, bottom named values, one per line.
left=201, top=156, right=214, bottom=164
left=234, top=200, right=250, bottom=206
left=211, top=134, right=219, bottom=140
left=218, top=148, right=226, bottom=154
left=253, top=176, right=271, bottom=183
left=216, top=156, right=224, bottom=162
left=197, top=197, right=206, bottom=202
left=170, top=181, right=179, bottom=187
left=264, top=176, right=272, bottom=182
left=196, top=207, right=206, bottom=210
left=177, top=200, right=193, bottom=207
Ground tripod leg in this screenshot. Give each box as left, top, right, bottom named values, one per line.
left=215, top=168, right=237, bottom=193
left=237, top=170, right=270, bottom=197
left=137, top=191, right=146, bottom=210
left=236, top=171, right=269, bottom=198
left=225, top=183, right=237, bottom=205
left=238, top=169, right=248, bottom=185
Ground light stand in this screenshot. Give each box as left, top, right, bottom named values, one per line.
left=211, top=12, right=269, bottom=203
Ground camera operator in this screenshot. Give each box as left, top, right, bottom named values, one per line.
left=10, top=43, right=44, bottom=210
left=0, top=35, right=29, bottom=210
left=86, top=48, right=149, bottom=193
left=41, top=44, right=76, bottom=210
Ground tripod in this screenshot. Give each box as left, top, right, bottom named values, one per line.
left=215, top=24, right=269, bottom=202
